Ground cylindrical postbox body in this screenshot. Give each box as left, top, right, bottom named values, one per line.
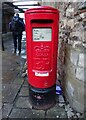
left=25, top=6, right=59, bottom=90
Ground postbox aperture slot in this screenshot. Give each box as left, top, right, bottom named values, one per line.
left=32, top=28, right=52, bottom=42
left=31, top=19, right=53, bottom=23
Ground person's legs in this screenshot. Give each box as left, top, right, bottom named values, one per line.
left=12, top=32, right=17, bottom=53
left=18, top=32, right=22, bottom=55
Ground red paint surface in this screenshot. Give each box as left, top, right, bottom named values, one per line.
left=25, top=6, right=59, bottom=89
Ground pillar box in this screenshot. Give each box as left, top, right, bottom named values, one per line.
left=25, top=6, right=59, bottom=94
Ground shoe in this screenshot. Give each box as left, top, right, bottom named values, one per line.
left=18, top=51, right=21, bottom=55
left=14, top=49, right=16, bottom=53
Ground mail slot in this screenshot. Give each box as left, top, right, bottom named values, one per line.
left=25, top=6, right=59, bottom=93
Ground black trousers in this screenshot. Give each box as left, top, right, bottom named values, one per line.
left=12, top=32, right=22, bottom=53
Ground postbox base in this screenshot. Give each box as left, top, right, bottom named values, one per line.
left=29, top=85, right=56, bottom=110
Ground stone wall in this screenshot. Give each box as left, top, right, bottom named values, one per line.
left=2, top=2, right=14, bottom=33
left=1, top=1, right=15, bottom=50
left=0, top=1, right=2, bottom=50
left=42, top=1, right=85, bottom=113
left=58, top=2, right=85, bottom=113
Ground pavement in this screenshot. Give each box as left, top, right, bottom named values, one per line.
left=1, top=32, right=84, bottom=119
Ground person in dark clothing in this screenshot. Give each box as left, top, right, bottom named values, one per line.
left=9, top=13, right=25, bottom=55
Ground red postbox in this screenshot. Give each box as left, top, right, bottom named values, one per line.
left=25, top=6, right=59, bottom=93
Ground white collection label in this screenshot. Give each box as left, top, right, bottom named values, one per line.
left=33, top=28, right=52, bottom=41
left=35, top=72, right=49, bottom=77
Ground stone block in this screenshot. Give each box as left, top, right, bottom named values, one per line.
left=70, top=49, right=79, bottom=66
left=64, top=75, right=85, bottom=113
left=76, top=66, right=85, bottom=82
left=65, top=57, right=76, bottom=77
left=74, top=43, right=85, bottom=53
left=65, top=88, right=84, bottom=114
left=72, top=99, right=84, bottom=113
left=78, top=53, right=86, bottom=68
left=65, top=71, right=84, bottom=90
left=65, top=88, right=73, bottom=109
left=80, top=12, right=86, bottom=19
left=67, top=19, right=74, bottom=29
left=70, top=30, right=85, bottom=42
left=66, top=5, right=74, bottom=18
left=62, top=18, right=67, bottom=27
left=66, top=81, right=74, bottom=97
left=78, top=2, right=86, bottom=10
left=73, top=87, right=84, bottom=105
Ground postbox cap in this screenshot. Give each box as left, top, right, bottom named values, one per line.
left=25, top=6, right=59, bottom=14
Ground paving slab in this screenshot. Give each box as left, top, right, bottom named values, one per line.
left=14, top=97, right=32, bottom=109
left=19, top=86, right=29, bottom=97
left=2, top=70, right=18, bottom=84
left=2, top=84, right=21, bottom=103
left=9, top=108, right=32, bottom=118
left=2, top=52, right=24, bottom=68
left=12, top=74, right=24, bottom=85
left=2, top=51, right=25, bottom=84
left=31, top=109, right=45, bottom=118
left=9, top=108, right=45, bottom=118
left=23, top=78, right=28, bottom=87
left=46, top=104, right=67, bottom=118
left=2, top=103, right=13, bottom=118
